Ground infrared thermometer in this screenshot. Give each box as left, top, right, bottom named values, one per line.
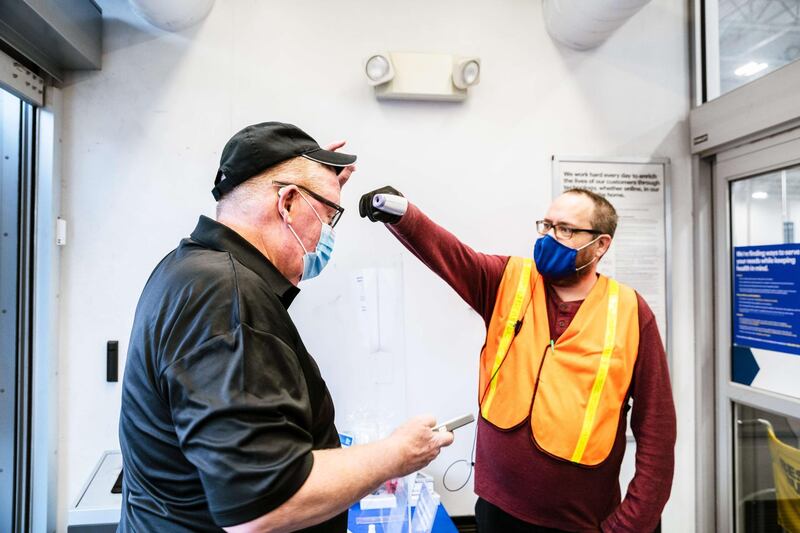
left=372, top=194, right=408, bottom=216
left=433, top=413, right=475, bottom=433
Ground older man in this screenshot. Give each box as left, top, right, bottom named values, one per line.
left=359, top=186, right=676, bottom=532
left=118, top=123, right=453, bottom=533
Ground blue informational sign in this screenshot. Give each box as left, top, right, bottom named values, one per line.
left=733, top=244, right=800, bottom=361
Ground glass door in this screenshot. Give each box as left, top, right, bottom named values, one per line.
left=714, top=131, right=800, bottom=532
left=0, top=86, right=22, bottom=533
left=0, top=85, right=36, bottom=533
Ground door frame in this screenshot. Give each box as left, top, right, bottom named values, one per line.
left=0, top=48, right=60, bottom=532
left=711, top=126, right=800, bottom=532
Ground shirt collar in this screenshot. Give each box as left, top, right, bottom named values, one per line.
left=189, top=215, right=300, bottom=308
left=544, top=282, right=583, bottom=308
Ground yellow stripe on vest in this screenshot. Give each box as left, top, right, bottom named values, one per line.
left=481, top=258, right=532, bottom=418
left=571, top=279, right=620, bottom=463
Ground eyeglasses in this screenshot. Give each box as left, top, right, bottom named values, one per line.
left=536, top=220, right=601, bottom=240
left=273, top=181, right=345, bottom=228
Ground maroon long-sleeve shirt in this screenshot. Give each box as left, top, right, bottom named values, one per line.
left=388, top=204, right=676, bottom=533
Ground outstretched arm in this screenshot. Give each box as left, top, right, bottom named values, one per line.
left=362, top=192, right=508, bottom=324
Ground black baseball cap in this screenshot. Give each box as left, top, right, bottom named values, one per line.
left=212, top=122, right=357, bottom=201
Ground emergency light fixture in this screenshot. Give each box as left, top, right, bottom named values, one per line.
left=364, top=51, right=481, bottom=102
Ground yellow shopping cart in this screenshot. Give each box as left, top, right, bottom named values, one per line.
left=741, top=419, right=800, bottom=533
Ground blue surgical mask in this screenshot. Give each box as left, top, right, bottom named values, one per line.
left=286, top=194, right=336, bottom=281
left=533, top=234, right=600, bottom=279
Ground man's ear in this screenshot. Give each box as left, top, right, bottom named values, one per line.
left=277, top=186, right=298, bottom=222
left=596, top=235, right=612, bottom=258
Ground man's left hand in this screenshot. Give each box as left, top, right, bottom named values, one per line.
left=324, top=141, right=356, bottom=186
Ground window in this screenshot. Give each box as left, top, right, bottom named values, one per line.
left=706, top=0, right=800, bottom=99
left=730, top=165, right=800, bottom=248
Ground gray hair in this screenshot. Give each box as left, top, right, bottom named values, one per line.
left=215, top=156, right=322, bottom=217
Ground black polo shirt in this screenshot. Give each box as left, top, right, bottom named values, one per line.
left=118, top=216, right=346, bottom=532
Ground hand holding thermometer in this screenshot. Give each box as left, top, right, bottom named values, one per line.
left=372, top=194, right=408, bottom=217
left=433, top=413, right=475, bottom=433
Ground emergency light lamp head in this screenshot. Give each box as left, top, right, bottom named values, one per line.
left=452, top=58, right=481, bottom=89
left=365, top=54, right=395, bottom=86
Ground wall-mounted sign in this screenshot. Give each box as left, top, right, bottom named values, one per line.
left=732, top=243, right=800, bottom=399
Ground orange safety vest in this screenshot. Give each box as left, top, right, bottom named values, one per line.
left=478, top=256, right=640, bottom=466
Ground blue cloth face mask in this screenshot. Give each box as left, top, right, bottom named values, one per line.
left=533, top=234, right=600, bottom=279
left=286, top=193, right=336, bottom=281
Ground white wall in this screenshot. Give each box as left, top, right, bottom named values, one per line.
left=58, top=0, right=694, bottom=530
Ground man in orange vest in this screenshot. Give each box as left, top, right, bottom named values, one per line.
left=359, top=186, right=676, bottom=532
